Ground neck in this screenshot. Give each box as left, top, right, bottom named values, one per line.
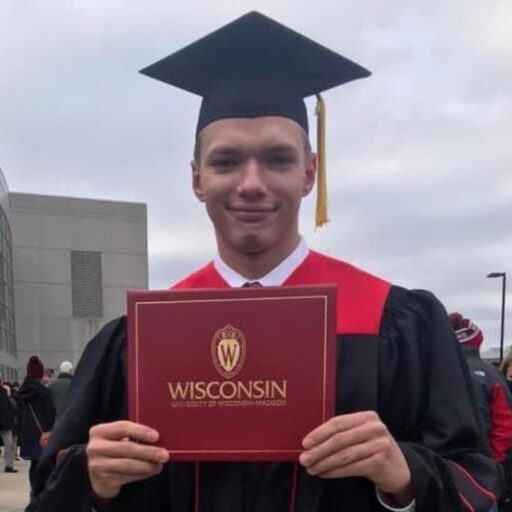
left=218, top=235, right=301, bottom=280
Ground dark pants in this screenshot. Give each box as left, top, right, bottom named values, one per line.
left=29, top=459, right=39, bottom=491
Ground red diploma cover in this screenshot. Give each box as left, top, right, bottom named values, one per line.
left=128, top=285, right=337, bottom=461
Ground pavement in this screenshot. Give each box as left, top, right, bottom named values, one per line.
left=0, top=458, right=31, bottom=512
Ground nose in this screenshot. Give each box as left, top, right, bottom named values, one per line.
left=237, top=159, right=267, bottom=197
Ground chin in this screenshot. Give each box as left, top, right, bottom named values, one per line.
left=238, top=240, right=268, bottom=256
left=235, top=232, right=273, bottom=256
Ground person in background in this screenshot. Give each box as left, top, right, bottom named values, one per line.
left=0, top=375, right=18, bottom=473
left=450, top=313, right=512, bottom=512
left=501, top=354, right=512, bottom=395
left=11, top=381, right=20, bottom=397
left=10, top=390, right=20, bottom=461
left=18, top=356, right=56, bottom=492
left=500, top=352, right=512, bottom=512
left=10, top=381, right=21, bottom=460
left=48, top=361, right=73, bottom=417
left=41, top=370, right=53, bottom=387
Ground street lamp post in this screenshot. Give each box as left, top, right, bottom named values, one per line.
left=487, top=272, right=507, bottom=362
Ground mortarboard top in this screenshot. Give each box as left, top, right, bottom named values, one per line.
left=140, top=11, right=371, bottom=227
left=140, top=11, right=370, bottom=135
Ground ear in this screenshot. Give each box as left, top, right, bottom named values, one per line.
left=191, top=160, right=205, bottom=202
left=302, top=152, right=317, bottom=197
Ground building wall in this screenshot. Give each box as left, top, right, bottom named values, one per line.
left=0, top=169, right=18, bottom=382
left=10, top=193, right=148, bottom=376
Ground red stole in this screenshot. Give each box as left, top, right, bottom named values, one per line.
left=172, top=251, right=390, bottom=335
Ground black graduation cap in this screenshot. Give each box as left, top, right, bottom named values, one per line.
left=140, top=11, right=371, bottom=227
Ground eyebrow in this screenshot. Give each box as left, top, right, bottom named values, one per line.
left=207, top=143, right=300, bottom=157
left=207, top=146, right=243, bottom=157
left=263, top=144, right=300, bottom=155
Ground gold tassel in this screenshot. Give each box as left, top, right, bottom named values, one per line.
left=315, top=94, right=328, bottom=228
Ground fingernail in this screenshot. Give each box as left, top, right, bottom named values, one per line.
left=299, top=453, right=310, bottom=466
left=158, top=450, right=169, bottom=462
left=146, top=430, right=159, bottom=442
left=302, top=436, right=313, bottom=448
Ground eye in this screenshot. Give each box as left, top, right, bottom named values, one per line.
left=210, top=158, right=239, bottom=171
left=266, top=154, right=295, bottom=167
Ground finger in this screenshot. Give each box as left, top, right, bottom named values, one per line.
left=93, top=472, right=158, bottom=497
left=303, top=437, right=387, bottom=476
left=300, top=419, right=387, bottom=467
left=316, top=454, right=413, bottom=498
left=88, top=438, right=169, bottom=464
left=314, top=453, right=379, bottom=480
left=302, top=411, right=380, bottom=449
left=90, top=458, right=164, bottom=478
left=90, top=421, right=160, bottom=444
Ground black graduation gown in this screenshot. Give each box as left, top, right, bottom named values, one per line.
left=33, top=252, right=500, bottom=512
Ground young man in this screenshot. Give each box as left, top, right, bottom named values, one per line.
left=33, top=12, right=499, bottom=512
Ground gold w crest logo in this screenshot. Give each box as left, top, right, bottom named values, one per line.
left=212, top=325, right=246, bottom=379
left=217, top=338, right=240, bottom=372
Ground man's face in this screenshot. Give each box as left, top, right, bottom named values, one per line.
left=192, top=116, right=316, bottom=261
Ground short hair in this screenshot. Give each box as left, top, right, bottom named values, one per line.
left=193, top=127, right=312, bottom=163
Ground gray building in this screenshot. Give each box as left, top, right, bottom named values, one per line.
left=0, top=168, right=148, bottom=380
left=0, top=171, right=17, bottom=383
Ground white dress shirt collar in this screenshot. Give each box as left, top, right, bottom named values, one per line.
left=214, top=238, right=309, bottom=287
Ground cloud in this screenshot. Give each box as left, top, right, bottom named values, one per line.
left=1, top=0, right=510, bottom=350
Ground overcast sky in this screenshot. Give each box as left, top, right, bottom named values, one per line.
left=1, top=0, right=511, bottom=350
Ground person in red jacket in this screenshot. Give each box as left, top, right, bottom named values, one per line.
left=450, top=313, right=512, bottom=463
left=450, top=313, right=512, bottom=511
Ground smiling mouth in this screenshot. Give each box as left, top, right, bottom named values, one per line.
left=228, top=205, right=276, bottom=221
